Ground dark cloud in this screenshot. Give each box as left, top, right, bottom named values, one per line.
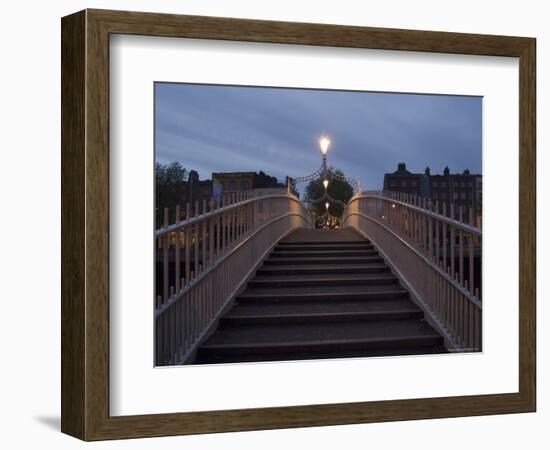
left=155, top=83, right=481, bottom=191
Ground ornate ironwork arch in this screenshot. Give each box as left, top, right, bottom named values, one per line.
left=288, top=140, right=362, bottom=206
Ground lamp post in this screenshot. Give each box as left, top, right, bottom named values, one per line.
left=319, top=135, right=330, bottom=157
left=288, top=134, right=361, bottom=228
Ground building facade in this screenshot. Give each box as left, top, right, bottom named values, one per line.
left=212, top=172, right=255, bottom=203
left=382, top=162, right=424, bottom=196
left=211, top=171, right=287, bottom=203
left=383, top=163, right=482, bottom=218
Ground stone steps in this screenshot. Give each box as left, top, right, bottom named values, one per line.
left=193, top=227, right=447, bottom=365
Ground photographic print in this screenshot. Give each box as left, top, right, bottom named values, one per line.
left=61, top=10, right=535, bottom=439
left=154, top=83, right=482, bottom=366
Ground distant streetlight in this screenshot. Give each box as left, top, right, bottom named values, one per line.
left=319, top=135, right=331, bottom=156
left=287, top=134, right=361, bottom=224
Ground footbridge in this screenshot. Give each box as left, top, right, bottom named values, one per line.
left=155, top=190, right=482, bottom=365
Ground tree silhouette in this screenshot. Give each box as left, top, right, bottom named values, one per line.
left=304, top=168, right=353, bottom=219
left=155, top=161, right=188, bottom=227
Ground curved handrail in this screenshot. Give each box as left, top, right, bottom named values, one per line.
left=155, top=209, right=312, bottom=317
left=346, top=192, right=481, bottom=236
left=343, top=191, right=483, bottom=351
left=156, top=191, right=313, bottom=301
left=155, top=192, right=307, bottom=237
left=344, top=210, right=481, bottom=311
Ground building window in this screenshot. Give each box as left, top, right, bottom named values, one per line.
left=441, top=182, right=447, bottom=188
left=411, top=181, right=417, bottom=187
left=401, top=180, right=407, bottom=187
left=227, top=181, right=237, bottom=192
left=241, top=180, right=249, bottom=192
left=432, top=181, right=438, bottom=188
left=453, top=193, right=459, bottom=200
left=461, top=192, right=466, bottom=200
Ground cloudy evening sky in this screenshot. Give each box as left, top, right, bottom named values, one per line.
left=155, top=83, right=482, bottom=192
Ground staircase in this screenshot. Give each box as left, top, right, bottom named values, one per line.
left=194, top=228, right=447, bottom=364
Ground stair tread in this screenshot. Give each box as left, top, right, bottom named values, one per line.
left=272, top=250, right=378, bottom=256
left=252, top=273, right=396, bottom=283
left=281, top=229, right=362, bottom=242
left=269, top=256, right=378, bottom=260
left=227, top=298, right=421, bottom=316
left=277, top=242, right=373, bottom=249
left=257, top=263, right=389, bottom=272
left=201, top=319, right=440, bottom=347
left=240, top=284, right=405, bottom=297
left=277, top=242, right=372, bottom=246
left=264, top=256, right=383, bottom=264
left=196, top=345, right=448, bottom=364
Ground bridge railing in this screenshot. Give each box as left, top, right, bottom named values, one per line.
left=155, top=191, right=313, bottom=365
left=343, top=190, right=482, bottom=352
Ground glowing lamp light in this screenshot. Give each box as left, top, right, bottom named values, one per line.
left=391, top=203, right=396, bottom=208
left=319, top=136, right=331, bottom=155
left=325, top=202, right=330, bottom=210
left=323, top=179, right=329, bottom=190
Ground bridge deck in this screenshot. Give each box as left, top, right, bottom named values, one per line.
left=281, top=228, right=363, bottom=242
left=194, top=228, right=447, bottom=365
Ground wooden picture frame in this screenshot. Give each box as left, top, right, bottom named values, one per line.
left=61, top=9, right=536, bottom=440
